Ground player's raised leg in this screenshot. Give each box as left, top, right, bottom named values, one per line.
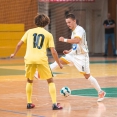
left=50, top=56, right=71, bottom=70
left=73, top=55, right=106, bottom=102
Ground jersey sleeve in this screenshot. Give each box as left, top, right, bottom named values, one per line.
left=21, top=31, right=28, bottom=43
left=48, top=34, right=55, bottom=48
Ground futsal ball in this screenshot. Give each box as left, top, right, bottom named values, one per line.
left=60, top=86, right=71, bottom=97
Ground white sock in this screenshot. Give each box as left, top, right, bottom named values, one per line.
left=50, top=61, right=58, bottom=70
left=88, top=76, right=101, bottom=93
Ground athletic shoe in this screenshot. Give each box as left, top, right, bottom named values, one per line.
left=34, top=71, right=40, bottom=79
left=97, top=91, right=106, bottom=102
left=52, top=103, right=63, bottom=110
left=27, top=103, right=35, bottom=109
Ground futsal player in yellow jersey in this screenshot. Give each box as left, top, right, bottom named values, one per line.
left=10, top=13, right=63, bottom=110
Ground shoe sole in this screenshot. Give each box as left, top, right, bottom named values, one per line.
left=53, top=108, right=63, bottom=110
left=27, top=106, right=35, bottom=109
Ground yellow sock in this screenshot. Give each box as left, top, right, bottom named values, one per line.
left=26, top=82, right=33, bottom=103
left=49, top=83, right=57, bottom=104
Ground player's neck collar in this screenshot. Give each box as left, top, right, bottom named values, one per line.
left=37, top=27, right=44, bottom=28
left=72, top=25, right=78, bottom=31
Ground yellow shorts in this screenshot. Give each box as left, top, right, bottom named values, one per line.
left=25, top=64, right=53, bottom=80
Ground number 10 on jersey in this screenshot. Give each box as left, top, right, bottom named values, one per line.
left=33, top=33, right=45, bottom=49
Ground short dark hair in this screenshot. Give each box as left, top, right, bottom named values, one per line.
left=65, top=13, right=76, bottom=20
left=34, top=13, right=50, bottom=27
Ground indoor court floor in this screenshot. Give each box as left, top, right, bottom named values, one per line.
left=0, top=57, right=117, bottom=117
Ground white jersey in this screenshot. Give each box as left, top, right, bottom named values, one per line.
left=70, top=25, right=89, bottom=55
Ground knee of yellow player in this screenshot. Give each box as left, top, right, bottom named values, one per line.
left=27, top=78, right=33, bottom=83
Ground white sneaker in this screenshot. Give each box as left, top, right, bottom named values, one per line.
left=34, top=71, right=40, bottom=79
left=97, top=91, right=106, bottom=102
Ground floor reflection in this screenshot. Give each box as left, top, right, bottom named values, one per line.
left=87, top=102, right=106, bottom=117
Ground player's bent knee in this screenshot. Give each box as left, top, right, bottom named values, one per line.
left=84, top=74, right=90, bottom=79
left=47, top=78, right=53, bottom=84
left=27, top=78, right=33, bottom=83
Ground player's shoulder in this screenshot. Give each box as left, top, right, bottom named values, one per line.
left=76, top=25, right=85, bottom=32
left=43, top=29, right=53, bottom=37
left=45, top=29, right=52, bottom=35
left=41, top=29, right=53, bottom=39
left=25, top=28, right=35, bottom=33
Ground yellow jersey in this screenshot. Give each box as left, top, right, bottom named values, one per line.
left=21, top=27, right=55, bottom=64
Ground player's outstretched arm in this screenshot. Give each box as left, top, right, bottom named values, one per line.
left=10, top=40, right=24, bottom=58
left=50, top=47, right=63, bottom=69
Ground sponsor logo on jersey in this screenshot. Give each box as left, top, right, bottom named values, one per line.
left=72, top=44, right=77, bottom=50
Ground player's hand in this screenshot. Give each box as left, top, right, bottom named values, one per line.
left=63, top=50, right=69, bottom=54
left=10, top=54, right=15, bottom=58
left=59, top=63, right=63, bottom=69
left=59, top=37, right=64, bottom=42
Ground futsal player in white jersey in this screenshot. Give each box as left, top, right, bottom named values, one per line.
left=35, top=13, right=106, bottom=102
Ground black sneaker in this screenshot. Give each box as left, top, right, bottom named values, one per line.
left=52, top=103, right=63, bottom=110
left=27, top=103, right=35, bottom=109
